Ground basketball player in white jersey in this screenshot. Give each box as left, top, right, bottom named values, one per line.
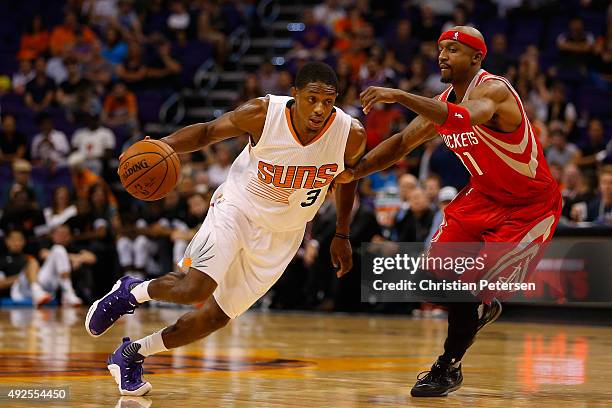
left=85, top=62, right=367, bottom=396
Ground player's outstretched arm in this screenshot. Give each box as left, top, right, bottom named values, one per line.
left=161, top=97, right=268, bottom=153
left=360, top=82, right=509, bottom=127
left=332, top=118, right=367, bottom=277
left=336, top=115, right=437, bottom=183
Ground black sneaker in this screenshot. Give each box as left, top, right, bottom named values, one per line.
left=410, top=359, right=463, bottom=397
left=476, top=298, right=502, bottom=333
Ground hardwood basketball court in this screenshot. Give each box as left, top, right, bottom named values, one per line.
left=0, top=308, right=610, bottom=407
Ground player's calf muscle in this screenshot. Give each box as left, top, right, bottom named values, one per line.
left=162, top=305, right=229, bottom=348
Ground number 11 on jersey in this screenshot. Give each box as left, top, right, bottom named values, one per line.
left=457, top=152, right=484, bottom=176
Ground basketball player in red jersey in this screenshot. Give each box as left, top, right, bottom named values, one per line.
left=336, top=26, right=562, bottom=396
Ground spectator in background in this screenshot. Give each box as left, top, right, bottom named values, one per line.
left=166, top=0, right=191, bottom=34
left=24, top=56, right=55, bottom=113
left=332, top=7, right=366, bottom=53
left=393, top=187, right=434, bottom=242
left=338, top=32, right=368, bottom=81
left=44, top=186, right=78, bottom=231
left=0, top=184, right=45, bottom=244
left=45, top=48, right=70, bottom=86
left=82, top=0, right=119, bottom=30
left=399, top=57, right=430, bottom=95
left=56, top=57, right=93, bottom=115
left=561, top=163, right=593, bottom=224
left=207, top=143, right=233, bottom=189
left=197, top=10, right=226, bottom=62
left=145, top=35, right=182, bottom=91
left=30, top=113, right=71, bottom=168
left=292, top=9, right=330, bottom=61
left=4, top=160, right=44, bottom=204
left=426, top=186, right=458, bottom=244
left=36, top=224, right=92, bottom=306
left=0, top=229, right=52, bottom=307
left=576, top=119, right=607, bottom=174
left=484, top=33, right=515, bottom=76
left=18, top=15, right=50, bottom=61
left=50, top=11, right=98, bottom=56
left=390, top=173, right=418, bottom=240
left=82, top=42, right=114, bottom=95
left=101, top=25, right=128, bottom=65
left=358, top=54, right=390, bottom=91
left=423, top=174, right=441, bottom=210
left=12, top=58, right=35, bottom=95
left=0, top=114, right=27, bottom=164
left=71, top=114, right=116, bottom=175
left=515, top=47, right=548, bottom=120
left=258, top=62, right=280, bottom=95
left=116, top=42, right=148, bottom=90
left=387, top=20, right=419, bottom=69
left=313, top=0, right=346, bottom=32
left=115, top=0, right=143, bottom=43
left=557, top=17, right=594, bottom=74
left=101, top=81, right=138, bottom=129
left=546, top=125, right=579, bottom=168
left=68, top=152, right=109, bottom=203
left=587, top=166, right=612, bottom=225
left=545, top=83, right=577, bottom=139
left=592, top=24, right=612, bottom=88
left=142, top=0, right=168, bottom=37
left=413, top=4, right=440, bottom=43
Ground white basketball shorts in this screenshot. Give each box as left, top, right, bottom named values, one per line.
left=178, top=190, right=305, bottom=319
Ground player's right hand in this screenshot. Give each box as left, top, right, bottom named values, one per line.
left=360, top=86, right=399, bottom=114
left=335, top=169, right=355, bottom=184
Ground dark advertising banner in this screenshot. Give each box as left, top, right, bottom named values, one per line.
left=361, top=240, right=612, bottom=305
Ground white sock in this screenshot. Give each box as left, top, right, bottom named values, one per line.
left=31, top=282, right=46, bottom=294
left=130, top=281, right=152, bottom=303
left=59, top=278, right=74, bottom=293
left=135, top=330, right=168, bottom=356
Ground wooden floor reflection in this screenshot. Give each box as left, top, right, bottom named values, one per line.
left=0, top=307, right=610, bottom=407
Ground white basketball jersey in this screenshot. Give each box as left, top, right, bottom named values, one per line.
left=221, top=95, right=352, bottom=232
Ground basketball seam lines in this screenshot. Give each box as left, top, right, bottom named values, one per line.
left=144, top=151, right=171, bottom=199
left=123, top=151, right=175, bottom=190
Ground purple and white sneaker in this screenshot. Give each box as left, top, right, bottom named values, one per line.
left=85, top=276, right=143, bottom=337
left=107, top=337, right=152, bottom=396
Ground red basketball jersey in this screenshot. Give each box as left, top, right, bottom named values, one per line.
left=434, top=70, right=558, bottom=205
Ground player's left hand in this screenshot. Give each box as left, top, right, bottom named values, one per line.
left=360, top=86, right=400, bottom=114
left=331, top=236, right=353, bottom=277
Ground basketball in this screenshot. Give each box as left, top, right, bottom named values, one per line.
left=118, top=139, right=181, bottom=201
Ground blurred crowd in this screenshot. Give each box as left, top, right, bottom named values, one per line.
left=0, top=0, right=611, bottom=312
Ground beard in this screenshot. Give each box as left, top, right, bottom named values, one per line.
left=440, top=74, right=453, bottom=83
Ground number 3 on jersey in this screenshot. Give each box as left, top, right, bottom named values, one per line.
left=301, top=189, right=321, bottom=207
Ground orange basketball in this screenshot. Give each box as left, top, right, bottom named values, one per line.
left=118, top=139, right=181, bottom=201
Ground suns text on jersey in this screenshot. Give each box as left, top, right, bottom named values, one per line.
left=257, top=161, right=338, bottom=189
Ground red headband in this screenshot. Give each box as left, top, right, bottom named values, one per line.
left=438, top=30, right=487, bottom=59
